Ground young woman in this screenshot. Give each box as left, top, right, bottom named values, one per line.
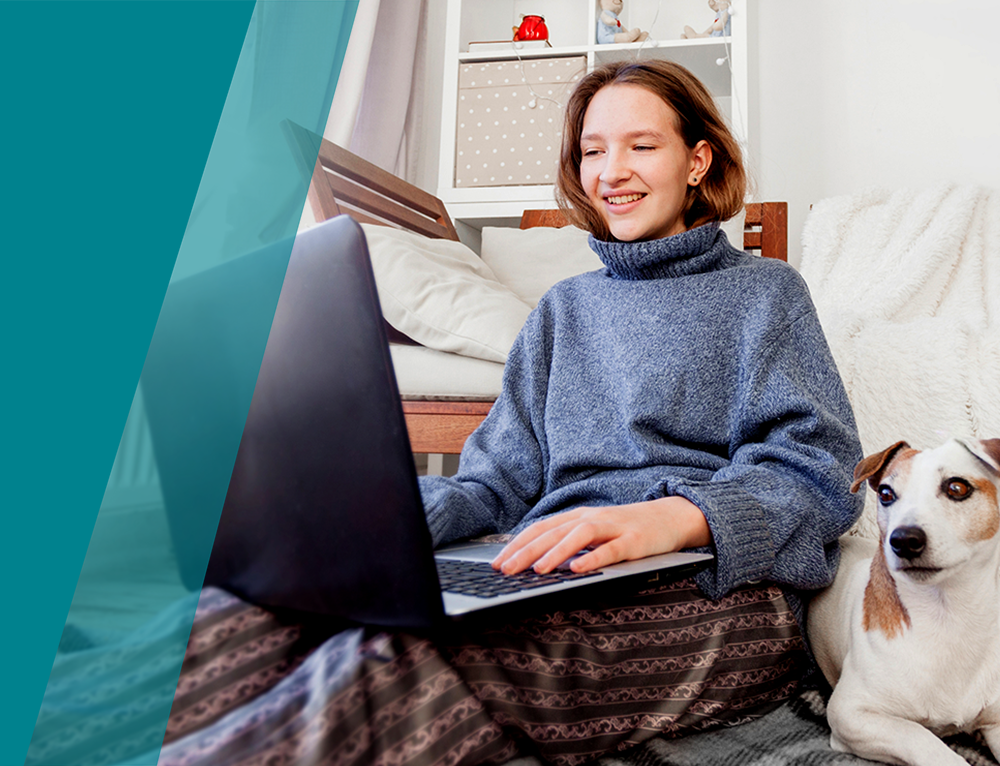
left=156, top=60, right=863, bottom=766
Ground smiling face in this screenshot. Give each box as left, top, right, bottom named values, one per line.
left=579, top=84, right=711, bottom=242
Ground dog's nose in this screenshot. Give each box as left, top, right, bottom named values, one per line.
left=889, top=526, right=927, bottom=560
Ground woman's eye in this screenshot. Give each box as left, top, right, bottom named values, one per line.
left=634, top=145, right=655, bottom=152
left=877, top=485, right=896, bottom=506
left=943, top=478, right=973, bottom=501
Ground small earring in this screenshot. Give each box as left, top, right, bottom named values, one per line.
left=690, top=176, right=699, bottom=184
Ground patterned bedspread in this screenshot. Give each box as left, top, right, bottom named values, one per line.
left=29, top=587, right=999, bottom=766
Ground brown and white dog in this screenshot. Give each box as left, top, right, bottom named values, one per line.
left=808, top=438, right=1000, bottom=766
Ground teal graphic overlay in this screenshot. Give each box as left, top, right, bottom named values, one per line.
left=6, top=2, right=359, bottom=764
left=0, top=3, right=254, bottom=763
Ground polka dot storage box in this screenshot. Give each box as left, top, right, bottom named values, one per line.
left=455, top=57, right=586, bottom=188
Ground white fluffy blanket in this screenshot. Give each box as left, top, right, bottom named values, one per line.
left=800, top=185, right=1000, bottom=538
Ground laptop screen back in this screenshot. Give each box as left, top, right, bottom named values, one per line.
left=147, top=216, right=444, bottom=627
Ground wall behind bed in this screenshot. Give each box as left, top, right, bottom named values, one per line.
left=753, top=0, right=1000, bottom=267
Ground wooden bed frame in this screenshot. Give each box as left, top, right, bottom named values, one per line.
left=306, top=139, right=788, bottom=455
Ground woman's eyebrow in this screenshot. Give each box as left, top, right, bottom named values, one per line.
left=581, top=129, right=669, bottom=142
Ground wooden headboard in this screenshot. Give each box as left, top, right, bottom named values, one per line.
left=304, top=137, right=790, bottom=453
left=307, top=140, right=459, bottom=241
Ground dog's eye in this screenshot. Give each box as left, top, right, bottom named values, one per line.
left=943, top=478, right=973, bottom=501
left=877, top=484, right=897, bottom=505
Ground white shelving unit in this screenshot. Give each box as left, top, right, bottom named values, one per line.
left=437, top=0, right=750, bottom=229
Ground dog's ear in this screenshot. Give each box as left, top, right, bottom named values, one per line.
left=968, top=438, right=1000, bottom=476
left=851, top=441, right=910, bottom=493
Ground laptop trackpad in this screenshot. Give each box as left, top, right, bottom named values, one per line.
left=435, top=540, right=588, bottom=569
left=435, top=541, right=507, bottom=563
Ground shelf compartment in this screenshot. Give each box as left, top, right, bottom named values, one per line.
left=455, top=57, right=585, bottom=188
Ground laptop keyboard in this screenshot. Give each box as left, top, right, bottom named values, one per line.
left=437, top=559, right=602, bottom=598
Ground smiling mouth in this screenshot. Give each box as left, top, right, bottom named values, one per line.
left=605, top=193, right=646, bottom=205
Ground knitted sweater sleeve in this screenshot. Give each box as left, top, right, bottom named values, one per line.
left=418, top=310, right=550, bottom=547
left=651, top=296, right=863, bottom=600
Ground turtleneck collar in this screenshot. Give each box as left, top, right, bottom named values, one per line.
left=589, top=223, right=732, bottom=280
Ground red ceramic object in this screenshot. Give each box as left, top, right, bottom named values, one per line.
left=514, top=14, right=548, bottom=41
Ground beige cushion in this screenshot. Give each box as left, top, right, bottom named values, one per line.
left=480, top=211, right=748, bottom=308
left=719, top=208, right=747, bottom=252
left=362, top=224, right=532, bottom=363
left=479, top=225, right=603, bottom=307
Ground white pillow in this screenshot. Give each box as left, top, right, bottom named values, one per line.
left=361, top=224, right=532, bottom=363
left=480, top=211, right=748, bottom=308
left=479, top=225, right=603, bottom=307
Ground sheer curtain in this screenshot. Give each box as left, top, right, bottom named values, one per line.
left=325, top=0, right=426, bottom=178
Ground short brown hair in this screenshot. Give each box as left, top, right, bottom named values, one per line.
left=555, top=60, right=746, bottom=240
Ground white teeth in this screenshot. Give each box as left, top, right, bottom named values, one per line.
left=607, top=193, right=644, bottom=205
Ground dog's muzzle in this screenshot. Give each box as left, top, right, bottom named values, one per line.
left=889, top=526, right=927, bottom=560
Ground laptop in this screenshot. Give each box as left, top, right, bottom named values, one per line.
left=143, top=215, right=712, bottom=629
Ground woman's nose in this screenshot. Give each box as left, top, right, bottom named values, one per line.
left=599, top=150, right=631, bottom=185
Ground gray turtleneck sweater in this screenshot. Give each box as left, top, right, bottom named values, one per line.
left=419, top=224, right=863, bottom=621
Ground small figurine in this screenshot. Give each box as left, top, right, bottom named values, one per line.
left=597, top=0, right=649, bottom=45
left=681, top=0, right=732, bottom=39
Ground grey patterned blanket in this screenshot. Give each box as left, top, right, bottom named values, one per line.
left=598, top=690, right=996, bottom=766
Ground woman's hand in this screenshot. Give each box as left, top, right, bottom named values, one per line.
left=491, top=496, right=712, bottom=575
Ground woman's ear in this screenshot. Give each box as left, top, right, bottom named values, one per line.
left=688, top=140, right=713, bottom=186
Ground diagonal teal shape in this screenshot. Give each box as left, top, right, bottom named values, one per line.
left=21, top=3, right=359, bottom=764
left=1, top=2, right=256, bottom=763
